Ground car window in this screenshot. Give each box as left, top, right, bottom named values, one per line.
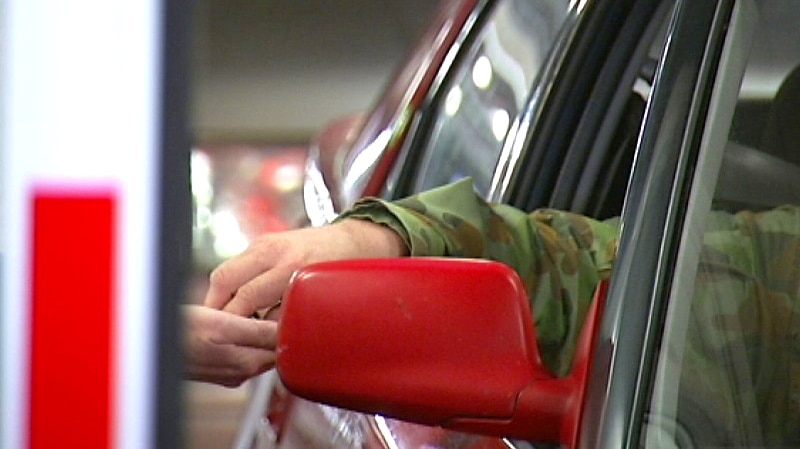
left=408, top=0, right=571, bottom=196
left=644, top=0, right=800, bottom=447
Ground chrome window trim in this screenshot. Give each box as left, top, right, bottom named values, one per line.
left=301, top=0, right=487, bottom=218
left=487, top=1, right=587, bottom=203
left=645, top=1, right=758, bottom=445
left=493, top=0, right=667, bottom=214
left=385, top=0, right=585, bottom=203
left=303, top=152, right=338, bottom=226
left=349, top=0, right=488, bottom=208
left=382, top=0, right=493, bottom=201
left=558, top=0, right=672, bottom=217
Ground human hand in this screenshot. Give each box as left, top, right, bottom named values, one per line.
left=203, top=218, right=408, bottom=317
left=183, top=304, right=278, bottom=387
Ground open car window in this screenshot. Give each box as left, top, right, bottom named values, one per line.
left=645, top=0, right=800, bottom=446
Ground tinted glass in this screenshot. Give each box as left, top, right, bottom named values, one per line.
left=410, top=0, right=570, bottom=195
left=644, top=1, right=800, bottom=446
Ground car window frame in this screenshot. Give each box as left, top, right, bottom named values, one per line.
left=382, top=0, right=499, bottom=201
left=579, top=0, right=739, bottom=447
left=644, top=0, right=770, bottom=446
left=535, top=0, right=671, bottom=219
left=549, top=0, right=672, bottom=218
left=504, top=0, right=657, bottom=212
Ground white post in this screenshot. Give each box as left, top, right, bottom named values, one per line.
left=1, top=1, right=166, bottom=448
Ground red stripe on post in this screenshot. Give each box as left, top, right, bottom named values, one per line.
left=29, top=192, right=116, bottom=449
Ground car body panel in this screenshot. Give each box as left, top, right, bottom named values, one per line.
left=304, top=0, right=484, bottom=222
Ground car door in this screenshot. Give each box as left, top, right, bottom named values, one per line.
left=272, top=1, right=676, bottom=448
left=582, top=0, right=800, bottom=447
left=263, top=1, right=672, bottom=448
left=264, top=0, right=800, bottom=448
left=252, top=0, right=581, bottom=447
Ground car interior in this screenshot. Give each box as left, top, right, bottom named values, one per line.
left=717, top=63, right=800, bottom=211
left=584, top=0, right=800, bottom=220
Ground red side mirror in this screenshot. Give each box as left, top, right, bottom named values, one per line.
left=276, top=258, right=607, bottom=447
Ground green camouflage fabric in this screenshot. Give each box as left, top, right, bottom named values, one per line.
left=339, top=178, right=619, bottom=377
left=678, top=207, right=800, bottom=446
left=338, top=178, right=800, bottom=446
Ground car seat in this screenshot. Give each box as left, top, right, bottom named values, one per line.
left=715, top=64, right=800, bottom=211
left=759, top=64, right=800, bottom=165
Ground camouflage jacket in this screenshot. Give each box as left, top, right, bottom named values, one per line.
left=339, top=178, right=800, bottom=446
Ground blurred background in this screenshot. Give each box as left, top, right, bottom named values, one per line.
left=185, top=1, right=438, bottom=447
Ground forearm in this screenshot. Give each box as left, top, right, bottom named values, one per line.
left=329, top=218, right=410, bottom=258
left=339, top=178, right=621, bottom=375
left=338, top=178, right=534, bottom=260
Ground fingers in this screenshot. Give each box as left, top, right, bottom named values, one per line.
left=183, top=305, right=280, bottom=387
left=204, top=247, right=277, bottom=310
left=203, top=231, right=303, bottom=315
left=217, top=311, right=278, bottom=349
left=187, top=305, right=277, bottom=350
left=186, top=345, right=276, bottom=388
left=202, top=222, right=407, bottom=315
left=221, top=267, right=293, bottom=317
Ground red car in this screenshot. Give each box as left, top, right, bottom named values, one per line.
left=237, top=0, right=800, bottom=447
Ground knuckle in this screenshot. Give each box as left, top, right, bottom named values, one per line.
left=234, top=283, right=260, bottom=309
left=251, top=234, right=282, bottom=255
left=209, top=265, right=233, bottom=290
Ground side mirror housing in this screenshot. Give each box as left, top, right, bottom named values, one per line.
left=276, top=258, right=606, bottom=447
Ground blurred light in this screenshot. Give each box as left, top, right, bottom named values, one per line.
left=444, top=86, right=463, bottom=116
left=191, top=150, right=214, bottom=206
left=211, top=210, right=249, bottom=258
left=492, top=109, right=510, bottom=141
left=273, top=164, right=304, bottom=192
left=195, top=205, right=212, bottom=229
left=472, top=55, right=493, bottom=89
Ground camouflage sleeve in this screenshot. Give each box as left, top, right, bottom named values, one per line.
left=674, top=206, right=800, bottom=446
left=337, top=178, right=619, bottom=376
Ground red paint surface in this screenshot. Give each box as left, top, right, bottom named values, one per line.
left=29, top=192, right=116, bottom=449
